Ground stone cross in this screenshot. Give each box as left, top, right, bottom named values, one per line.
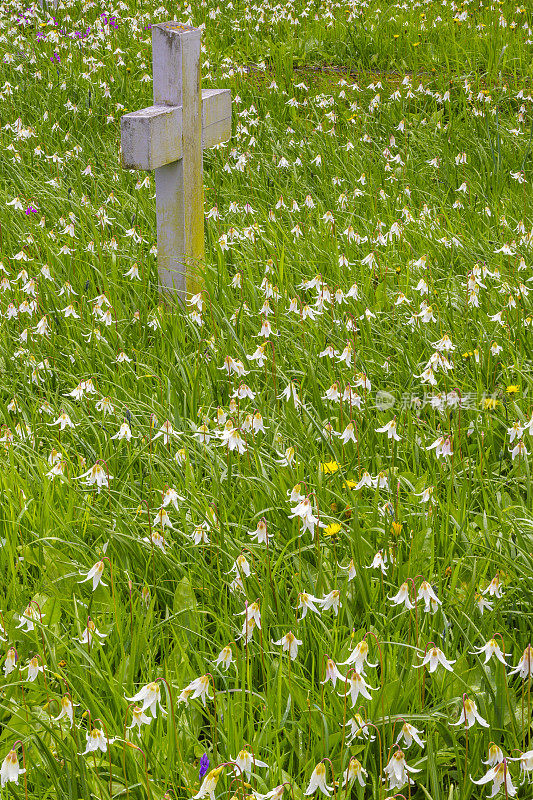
left=121, top=22, right=231, bottom=298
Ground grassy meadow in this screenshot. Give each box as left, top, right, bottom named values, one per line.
left=0, top=0, right=532, bottom=798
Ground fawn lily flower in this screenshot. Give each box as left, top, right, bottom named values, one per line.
left=194, top=766, right=224, bottom=800
left=51, top=411, right=76, bottom=429
left=55, top=695, right=76, bottom=727
left=321, top=590, right=341, bottom=615
left=417, top=581, right=441, bottom=612
left=509, top=645, right=533, bottom=679
left=336, top=422, right=357, bottom=444
left=347, top=714, right=375, bottom=742
left=384, top=750, right=421, bottom=790
left=472, top=638, right=508, bottom=665
left=24, top=656, right=44, bottom=682
left=77, top=463, right=112, bottom=492
left=375, top=419, right=401, bottom=440
left=341, top=639, right=377, bottom=673
left=248, top=519, right=269, bottom=544
left=17, top=603, right=40, bottom=632
left=289, top=497, right=325, bottom=537
left=416, top=646, right=455, bottom=673
left=273, top=632, right=302, bottom=660
left=152, top=420, right=178, bottom=444
left=252, top=786, right=286, bottom=800
left=483, top=574, right=503, bottom=598
left=322, top=658, right=345, bottom=687
left=78, top=619, right=106, bottom=646
left=510, top=440, right=528, bottom=460
left=288, top=484, right=305, bottom=503
left=111, top=422, right=132, bottom=441
left=1, top=749, right=25, bottom=788
left=452, top=697, right=489, bottom=729
left=396, top=722, right=425, bottom=748
left=305, top=762, right=333, bottom=796
left=215, top=645, right=234, bottom=670
left=509, top=750, right=533, bottom=780
left=390, top=582, right=415, bottom=610
left=237, top=601, right=261, bottom=628
left=3, top=648, right=17, bottom=676
left=82, top=728, right=114, bottom=755
left=471, top=761, right=516, bottom=797
left=80, top=561, right=106, bottom=591
left=182, top=675, right=212, bottom=706
left=339, top=671, right=376, bottom=705
left=367, top=549, right=389, bottom=574
left=126, top=682, right=166, bottom=717
left=296, top=592, right=322, bottom=619
left=229, top=554, right=251, bottom=578
left=128, top=705, right=151, bottom=734
left=484, top=745, right=504, bottom=766
left=233, top=749, right=269, bottom=780
left=343, top=758, right=367, bottom=788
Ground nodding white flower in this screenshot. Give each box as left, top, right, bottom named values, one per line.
left=417, top=581, right=441, bottom=613
left=304, top=762, right=333, bottom=796
left=0, top=749, right=25, bottom=788
left=343, top=758, right=367, bottom=788
left=471, top=761, right=516, bottom=797
left=321, top=658, right=345, bottom=688
left=54, top=695, right=76, bottom=727
left=252, top=785, right=286, bottom=800
left=343, top=559, right=356, bottom=581
left=181, top=675, right=212, bottom=706
left=80, top=560, right=106, bottom=591
left=145, top=530, right=167, bottom=552
left=451, top=697, right=489, bottom=729
left=24, top=655, right=44, bottom=682
left=484, top=744, right=504, bottom=766
left=273, top=632, right=302, bottom=661
left=396, top=722, right=425, bottom=748
left=288, top=497, right=326, bottom=538
left=384, top=749, right=421, bottom=790
left=77, top=463, right=112, bottom=492
left=336, top=422, right=357, bottom=445
left=340, top=639, right=377, bottom=673
left=153, top=507, right=172, bottom=529
left=152, top=420, right=178, bottom=444
left=128, top=705, right=152, bottom=735
left=475, top=591, right=493, bottom=615
left=219, top=355, right=248, bottom=377
left=17, top=603, right=40, bottom=632
left=252, top=411, right=266, bottom=434
left=508, top=421, right=524, bottom=443
left=339, top=671, right=376, bottom=706
left=199, top=765, right=233, bottom=800
left=511, top=440, right=528, bottom=460
left=355, top=470, right=373, bottom=490
left=389, top=582, right=415, bottom=610
left=296, top=592, right=322, bottom=620
left=78, top=619, right=106, bottom=646
left=319, top=588, right=340, bottom=615
left=237, top=601, right=261, bottom=628
left=509, top=645, right=533, bottom=679
left=279, top=382, right=301, bottom=406
left=126, top=681, right=166, bottom=717
left=162, top=487, right=182, bottom=511
left=111, top=422, right=132, bottom=441
left=323, top=383, right=340, bottom=402
left=416, top=646, right=455, bottom=673
left=319, top=345, right=338, bottom=359
left=346, top=713, right=375, bottom=742
left=3, top=648, right=17, bottom=677
left=288, top=484, right=305, bottom=503
left=509, top=750, right=533, bottom=780
left=220, top=422, right=247, bottom=454
left=233, top=749, right=269, bottom=781
left=51, top=411, right=76, bottom=430
left=229, top=554, right=251, bottom=578
left=215, top=645, right=234, bottom=671
left=82, top=728, right=114, bottom=755
left=472, top=638, right=508, bottom=665
left=248, top=519, right=269, bottom=544
left=367, top=549, right=390, bottom=575
left=426, top=436, right=453, bottom=459
left=483, top=574, right=503, bottom=598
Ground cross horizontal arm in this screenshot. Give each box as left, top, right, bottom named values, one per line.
left=121, top=88, right=231, bottom=171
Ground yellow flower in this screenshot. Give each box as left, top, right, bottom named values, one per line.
left=482, top=397, right=499, bottom=411
left=391, top=521, right=403, bottom=536
left=321, top=460, right=339, bottom=474
left=506, top=385, right=519, bottom=394
left=324, top=522, right=342, bottom=537
left=343, top=479, right=357, bottom=489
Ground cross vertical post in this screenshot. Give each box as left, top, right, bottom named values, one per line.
left=152, top=23, right=203, bottom=297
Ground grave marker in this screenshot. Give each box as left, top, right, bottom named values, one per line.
left=121, top=22, right=231, bottom=298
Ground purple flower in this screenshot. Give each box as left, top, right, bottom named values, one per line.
left=25, top=205, right=37, bottom=215
left=199, top=753, right=209, bottom=779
